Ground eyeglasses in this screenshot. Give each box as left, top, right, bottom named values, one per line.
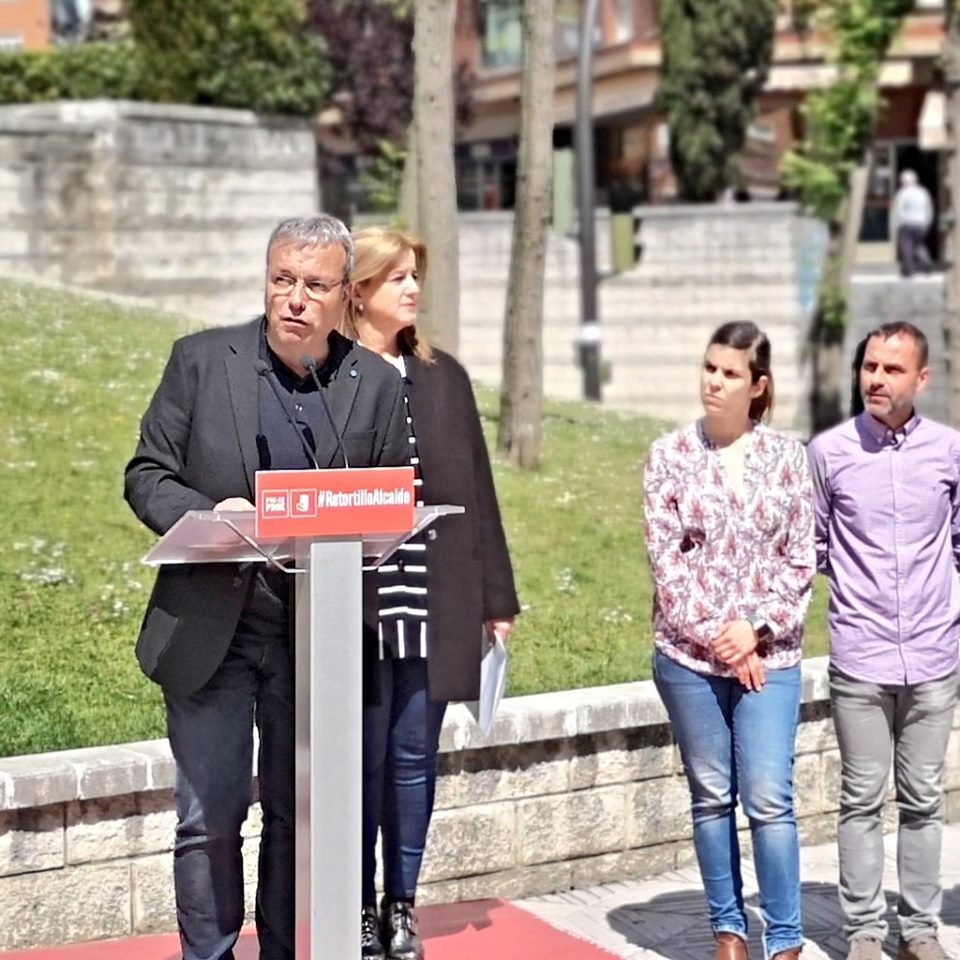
left=270, top=275, right=344, bottom=301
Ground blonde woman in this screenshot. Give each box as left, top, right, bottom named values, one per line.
left=343, top=226, right=519, bottom=960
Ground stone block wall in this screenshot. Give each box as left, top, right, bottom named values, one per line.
left=4, top=657, right=960, bottom=951
left=0, top=100, right=318, bottom=325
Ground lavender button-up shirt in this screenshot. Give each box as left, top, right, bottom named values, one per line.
left=807, top=412, right=960, bottom=685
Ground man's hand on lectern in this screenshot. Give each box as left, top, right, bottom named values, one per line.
left=215, top=497, right=256, bottom=511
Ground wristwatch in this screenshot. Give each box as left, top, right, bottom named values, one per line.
left=746, top=613, right=773, bottom=643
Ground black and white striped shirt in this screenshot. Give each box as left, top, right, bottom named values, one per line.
left=376, top=355, right=429, bottom=659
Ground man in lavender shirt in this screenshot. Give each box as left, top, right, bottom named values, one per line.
left=808, top=321, right=960, bottom=960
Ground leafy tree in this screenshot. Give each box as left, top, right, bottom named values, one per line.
left=309, top=0, right=473, bottom=154
left=127, top=0, right=330, bottom=115
left=357, top=139, right=407, bottom=213
left=782, top=0, right=912, bottom=431
left=659, top=0, right=779, bottom=202
left=309, top=0, right=414, bottom=148
left=0, top=39, right=141, bottom=103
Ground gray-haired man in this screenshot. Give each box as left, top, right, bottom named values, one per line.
left=125, top=216, right=408, bottom=960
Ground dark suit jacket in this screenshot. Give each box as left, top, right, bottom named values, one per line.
left=363, top=349, right=520, bottom=702
left=125, top=317, right=408, bottom=696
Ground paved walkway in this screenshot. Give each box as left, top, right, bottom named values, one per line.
left=7, top=824, right=960, bottom=959
left=516, top=822, right=960, bottom=959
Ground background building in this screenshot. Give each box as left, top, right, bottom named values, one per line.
left=0, top=0, right=51, bottom=50
left=454, top=0, right=946, bottom=262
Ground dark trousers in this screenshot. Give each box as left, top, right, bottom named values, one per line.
left=362, top=658, right=447, bottom=907
left=896, top=224, right=932, bottom=277
left=164, top=578, right=294, bottom=960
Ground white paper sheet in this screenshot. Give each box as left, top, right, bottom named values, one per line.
left=466, top=627, right=508, bottom=736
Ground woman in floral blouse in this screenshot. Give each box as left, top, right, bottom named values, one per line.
left=644, top=321, right=815, bottom=960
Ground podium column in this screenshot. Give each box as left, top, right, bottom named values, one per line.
left=294, top=537, right=364, bottom=958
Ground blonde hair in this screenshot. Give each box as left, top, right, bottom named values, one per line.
left=341, top=226, right=434, bottom=363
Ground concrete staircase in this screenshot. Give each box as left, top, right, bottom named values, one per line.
left=458, top=205, right=825, bottom=432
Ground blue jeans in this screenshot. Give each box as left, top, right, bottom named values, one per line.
left=165, top=581, right=294, bottom=960
left=363, top=658, right=447, bottom=906
left=654, top=650, right=803, bottom=957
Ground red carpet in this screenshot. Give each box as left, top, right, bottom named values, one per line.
left=0, top=899, right=619, bottom=960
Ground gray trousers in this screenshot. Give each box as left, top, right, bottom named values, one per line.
left=830, top=668, right=957, bottom=942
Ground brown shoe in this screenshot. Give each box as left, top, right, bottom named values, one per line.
left=898, top=936, right=950, bottom=960
left=772, top=950, right=802, bottom=960
left=715, top=932, right=748, bottom=960
left=847, top=937, right=883, bottom=960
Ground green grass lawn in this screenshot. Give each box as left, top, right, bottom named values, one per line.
left=0, top=279, right=828, bottom=758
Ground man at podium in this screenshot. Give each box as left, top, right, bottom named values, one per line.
left=125, top=215, right=409, bottom=960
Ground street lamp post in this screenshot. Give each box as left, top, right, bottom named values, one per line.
left=575, top=0, right=602, bottom=401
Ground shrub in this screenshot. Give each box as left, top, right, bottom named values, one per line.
left=127, top=0, right=330, bottom=115
left=0, top=0, right=330, bottom=116
left=0, top=39, right=141, bottom=104
left=658, top=0, right=779, bottom=201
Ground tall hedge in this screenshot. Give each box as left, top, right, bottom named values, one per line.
left=0, top=39, right=141, bottom=104
left=0, top=0, right=330, bottom=115
left=127, top=0, right=329, bottom=114
left=659, top=0, right=779, bottom=201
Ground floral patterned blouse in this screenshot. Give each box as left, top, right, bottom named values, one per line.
left=643, top=421, right=816, bottom=676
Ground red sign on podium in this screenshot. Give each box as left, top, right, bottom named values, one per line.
left=255, top=467, right=416, bottom=539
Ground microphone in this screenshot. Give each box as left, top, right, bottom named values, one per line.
left=300, top=355, right=351, bottom=469
left=254, top=359, right=321, bottom=470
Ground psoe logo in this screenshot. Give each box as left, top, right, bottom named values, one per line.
left=262, top=492, right=289, bottom=516
left=291, top=490, right=316, bottom=517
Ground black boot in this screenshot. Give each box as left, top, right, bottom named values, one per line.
left=362, top=905, right=386, bottom=960
left=382, top=900, right=424, bottom=960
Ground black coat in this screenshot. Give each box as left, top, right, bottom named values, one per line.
left=363, top=349, right=520, bottom=702
left=125, top=318, right=409, bottom=696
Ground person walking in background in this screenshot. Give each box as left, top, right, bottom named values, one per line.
left=341, top=226, right=520, bottom=960
left=893, top=170, right=934, bottom=278
left=644, top=321, right=815, bottom=960
left=808, top=321, right=960, bottom=960
left=125, top=215, right=409, bottom=960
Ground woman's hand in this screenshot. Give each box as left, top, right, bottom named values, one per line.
left=485, top=618, right=515, bottom=646
left=711, top=619, right=758, bottom=664
left=732, top=652, right=766, bottom=692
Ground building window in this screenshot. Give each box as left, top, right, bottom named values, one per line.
left=455, top=140, right=517, bottom=210
left=610, top=0, right=634, bottom=43
left=478, top=0, right=523, bottom=69
left=479, top=0, right=630, bottom=70
left=555, top=0, right=580, bottom=59
left=0, top=33, right=22, bottom=51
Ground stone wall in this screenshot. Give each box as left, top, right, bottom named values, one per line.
left=0, top=100, right=318, bottom=325
left=4, top=657, right=960, bottom=952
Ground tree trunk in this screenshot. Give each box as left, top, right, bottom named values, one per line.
left=412, top=0, right=459, bottom=356
left=496, top=0, right=555, bottom=469
left=945, top=1, right=960, bottom=426
left=840, top=156, right=870, bottom=290
left=399, top=122, right=419, bottom=232
left=809, top=160, right=870, bottom=434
